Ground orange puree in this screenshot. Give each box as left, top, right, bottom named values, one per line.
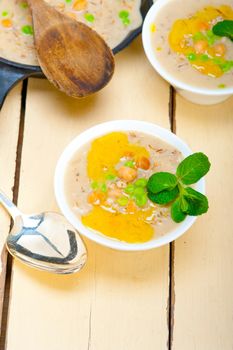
left=81, top=206, right=154, bottom=243
left=87, top=132, right=149, bottom=181
left=169, top=6, right=233, bottom=78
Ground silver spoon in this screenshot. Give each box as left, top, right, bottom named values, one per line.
left=0, top=191, right=87, bottom=274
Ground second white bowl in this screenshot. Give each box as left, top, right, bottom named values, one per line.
left=142, top=0, right=233, bottom=105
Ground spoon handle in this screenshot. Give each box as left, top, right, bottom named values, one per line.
left=0, top=191, right=22, bottom=221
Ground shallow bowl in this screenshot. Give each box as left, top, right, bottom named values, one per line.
left=54, top=120, right=204, bottom=251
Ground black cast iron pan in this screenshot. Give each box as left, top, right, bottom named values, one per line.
left=0, top=0, right=153, bottom=109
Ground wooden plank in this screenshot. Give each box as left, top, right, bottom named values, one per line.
left=172, top=95, right=233, bottom=350
left=5, top=38, right=172, bottom=350
left=0, top=85, right=22, bottom=334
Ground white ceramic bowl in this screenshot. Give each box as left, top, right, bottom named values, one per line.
left=54, top=120, right=204, bottom=251
left=142, top=0, right=233, bottom=105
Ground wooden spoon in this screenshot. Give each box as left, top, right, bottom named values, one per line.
left=27, top=0, right=115, bottom=97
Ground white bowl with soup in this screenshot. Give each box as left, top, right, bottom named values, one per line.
left=142, top=0, right=233, bottom=105
left=54, top=120, right=204, bottom=251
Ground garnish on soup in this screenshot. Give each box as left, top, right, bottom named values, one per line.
left=65, top=132, right=210, bottom=243
left=147, top=153, right=211, bottom=223
left=168, top=6, right=233, bottom=78
left=212, top=20, right=233, bottom=42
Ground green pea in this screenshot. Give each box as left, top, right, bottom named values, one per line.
left=105, top=173, right=117, bottom=181
left=84, top=13, right=95, bottom=23
left=213, top=57, right=223, bottom=65
left=124, top=160, right=135, bottom=168
left=134, top=178, right=147, bottom=187
left=135, top=195, right=147, bottom=207
left=218, top=84, right=226, bottom=89
left=21, top=25, right=33, bottom=35
left=200, top=54, right=209, bottom=62
left=124, top=184, right=135, bottom=194
left=122, top=17, right=130, bottom=26
left=192, top=32, right=205, bottom=42
left=205, top=30, right=219, bottom=46
left=117, top=196, right=129, bottom=206
left=133, top=187, right=145, bottom=196
left=119, top=10, right=129, bottom=19
left=2, top=11, right=8, bottom=17
left=100, top=183, right=107, bottom=193
left=219, top=61, right=233, bottom=73
left=187, top=53, right=197, bottom=61
left=91, top=181, right=99, bottom=190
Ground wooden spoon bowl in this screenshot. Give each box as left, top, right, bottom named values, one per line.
left=27, top=0, right=115, bottom=97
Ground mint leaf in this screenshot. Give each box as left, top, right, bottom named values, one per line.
left=147, top=186, right=179, bottom=205
left=147, top=172, right=177, bottom=194
left=180, top=196, right=189, bottom=212
left=176, top=152, right=210, bottom=185
left=171, top=198, right=187, bottom=223
left=184, top=187, right=209, bottom=215
left=212, top=20, right=233, bottom=42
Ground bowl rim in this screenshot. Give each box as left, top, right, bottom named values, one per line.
left=142, top=0, right=233, bottom=96
left=54, top=120, right=205, bottom=251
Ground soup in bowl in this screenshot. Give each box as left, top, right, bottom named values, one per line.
left=0, top=0, right=144, bottom=65
left=54, top=120, right=205, bottom=251
left=142, top=0, right=233, bottom=105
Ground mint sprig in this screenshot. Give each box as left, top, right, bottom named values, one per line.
left=147, top=152, right=211, bottom=223
left=212, top=20, right=233, bottom=42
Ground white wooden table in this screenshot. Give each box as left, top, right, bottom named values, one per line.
left=0, top=36, right=233, bottom=350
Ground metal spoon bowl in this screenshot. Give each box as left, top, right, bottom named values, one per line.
left=0, top=191, right=87, bottom=274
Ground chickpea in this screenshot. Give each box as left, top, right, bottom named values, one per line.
left=136, top=156, right=150, bottom=170
left=194, top=40, right=208, bottom=54
left=213, top=43, right=226, bottom=57
left=117, top=166, right=137, bottom=182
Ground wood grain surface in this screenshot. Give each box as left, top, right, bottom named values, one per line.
left=0, top=85, right=22, bottom=334
left=172, top=96, right=233, bottom=350
left=0, top=36, right=233, bottom=350
left=5, top=38, right=172, bottom=350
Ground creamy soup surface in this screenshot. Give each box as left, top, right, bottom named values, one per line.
left=0, top=0, right=142, bottom=65
left=65, top=131, right=182, bottom=244
left=151, top=0, right=233, bottom=90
